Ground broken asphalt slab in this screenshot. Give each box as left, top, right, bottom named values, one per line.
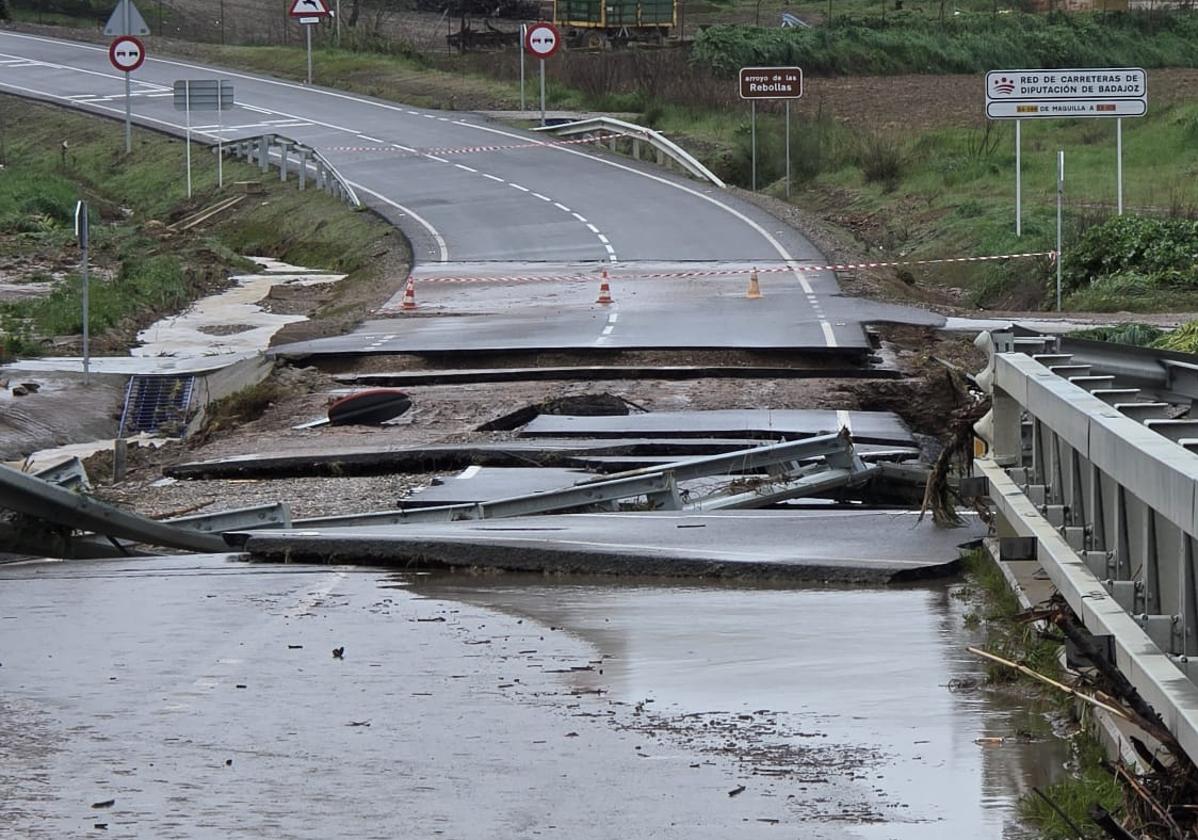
left=228, top=510, right=984, bottom=583
left=519, top=409, right=914, bottom=445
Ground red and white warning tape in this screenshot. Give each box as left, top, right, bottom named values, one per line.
left=322, top=134, right=620, bottom=158
left=407, top=251, right=1057, bottom=285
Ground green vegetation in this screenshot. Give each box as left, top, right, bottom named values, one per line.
left=693, top=12, right=1198, bottom=76
left=960, top=549, right=1061, bottom=680
left=1069, top=323, right=1165, bottom=346
left=1020, top=734, right=1125, bottom=840
left=200, top=377, right=287, bottom=435
left=0, top=98, right=394, bottom=361
left=960, top=549, right=1125, bottom=839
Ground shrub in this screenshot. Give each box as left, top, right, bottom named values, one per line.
left=1062, top=215, right=1198, bottom=295
left=858, top=134, right=903, bottom=190
left=692, top=13, right=1198, bottom=78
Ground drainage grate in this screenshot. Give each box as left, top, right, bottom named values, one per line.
left=118, top=374, right=196, bottom=437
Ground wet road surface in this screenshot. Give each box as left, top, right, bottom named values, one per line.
left=1, top=554, right=1066, bottom=838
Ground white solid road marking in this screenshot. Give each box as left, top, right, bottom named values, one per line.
left=458, top=465, right=482, bottom=479
left=5, top=33, right=842, bottom=315
left=349, top=182, right=449, bottom=263
left=821, top=322, right=838, bottom=347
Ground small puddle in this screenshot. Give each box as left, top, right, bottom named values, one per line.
left=410, top=574, right=1070, bottom=839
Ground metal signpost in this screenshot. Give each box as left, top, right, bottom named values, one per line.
left=519, top=23, right=527, bottom=112
left=174, top=80, right=235, bottom=196
left=289, top=0, right=332, bottom=85
left=104, top=0, right=150, bottom=154
left=985, top=68, right=1147, bottom=235
left=1056, top=149, right=1064, bottom=312
left=524, top=22, right=560, bottom=127
left=74, top=201, right=90, bottom=384
left=738, top=66, right=803, bottom=195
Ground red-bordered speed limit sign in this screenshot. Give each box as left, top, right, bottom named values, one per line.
left=108, top=35, right=146, bottom=73
left=524, top=22, right=561, bottom=59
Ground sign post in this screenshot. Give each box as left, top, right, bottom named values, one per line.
left=519, top=23, right=527, bottom=111
left=1056, top=149, right=1064, bottom=312
left=174, top=80, right=235, bottom=196
left=524, top=22, right=560, bottom=127
left=985, top=68, right=1147, bottom=234
left=738, top=66, right=803, bottom=193
left=289, top=0, right=332, bottom=85
left=104, top=0, right=150, bottom=154
left=74, top=201, right=90, bottom=384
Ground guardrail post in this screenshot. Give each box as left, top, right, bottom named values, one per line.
left=278, top=141, right=292, bottom=182
left=316, top=159, right=327, bottom=192
left=258, top=134, right=273, bottom=173
left=632, top=139, right=641, bottom=160
left=297, top=148, right=309, bottom=190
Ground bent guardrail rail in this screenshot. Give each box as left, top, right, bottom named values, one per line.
left=232, top=430, right=865, bottom=533
left=973, top=330, right=1198, bottom=764
left=223, top=134, right=362, bottom=208
left=0, top=462, right=228, bottom=553
left=533, top=116, right=726, bottom=188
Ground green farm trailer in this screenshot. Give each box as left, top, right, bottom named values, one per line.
left=553, top=0, right=675, bottom=48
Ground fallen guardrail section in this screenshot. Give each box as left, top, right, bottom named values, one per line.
left=0, top=462, right=291, bottom=558
left=223, top=134, right=362, bottom=209
left=282, top=430, right=871, bottom=528
left=224, top=428, right=976, bottom=583
left=533, top=116, right=726, bottom=188
left=973, top=329, right=1198, bottom=764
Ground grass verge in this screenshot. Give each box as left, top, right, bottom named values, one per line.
left=0, top=96, right=399, bottom=361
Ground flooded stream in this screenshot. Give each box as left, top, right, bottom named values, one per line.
left=413, top=575, right=1071, bottom=839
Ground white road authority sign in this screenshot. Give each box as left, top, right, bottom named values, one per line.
left=986, top=68, right=1147, bottom=119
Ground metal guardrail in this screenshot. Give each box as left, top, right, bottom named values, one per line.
left=533, top=117, right=726, bottom=188
left=224, top=134, right=362, bottom=208
left=282, top=431, right=864, bottom=531
left=973, top=330, right=1198, bottom=764
left=0, top=462, right=227, bottom=554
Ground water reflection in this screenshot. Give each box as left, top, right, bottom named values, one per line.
left=411, top=574, right=1070, bottom=839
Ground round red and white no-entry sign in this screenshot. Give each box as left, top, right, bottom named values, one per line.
left=524, top=22, right=561, bottom=59
left=108, top=35, right=146, bottom=73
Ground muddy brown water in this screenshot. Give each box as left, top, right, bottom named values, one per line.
left=412, top=574, right=1072, bottom=839
left=0, top=555, right=1068, bottom=838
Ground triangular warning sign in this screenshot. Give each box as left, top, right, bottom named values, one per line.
left=289, top=0, right=331, bottom=16
left=103, top=0, right=151, bottom=36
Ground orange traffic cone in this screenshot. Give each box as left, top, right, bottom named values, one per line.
left=401, top=277, right=417, bottom=311
left=745, top=268, right=762, bottom=299
left=596, top=271, right=613, bottom=304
